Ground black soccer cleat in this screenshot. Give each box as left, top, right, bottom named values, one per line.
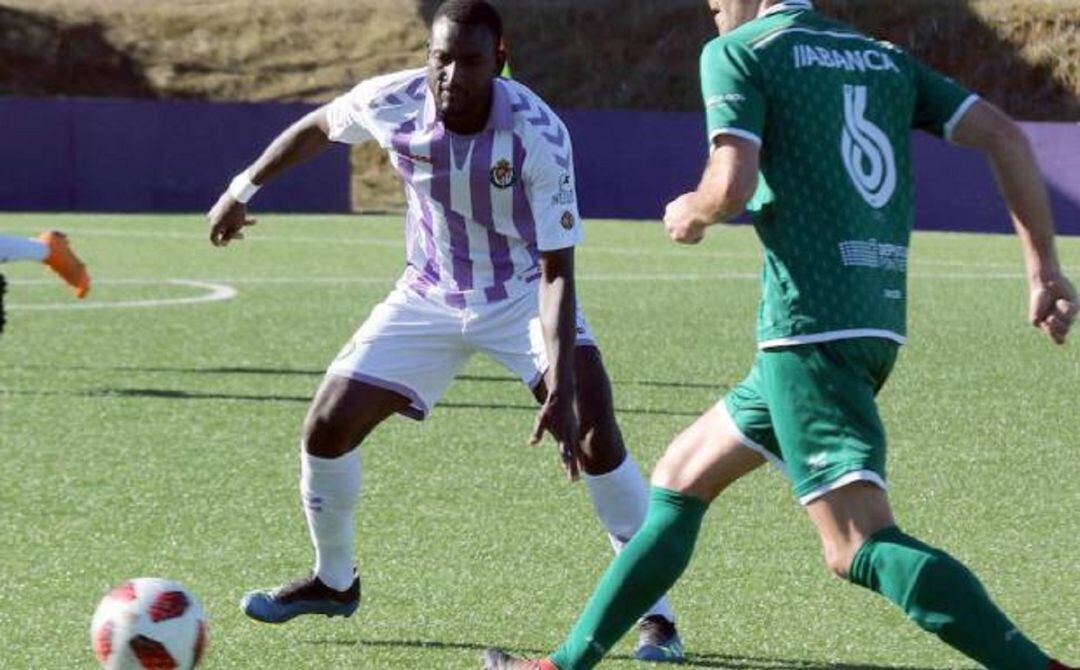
left=241, top=573, right=360, bottom=624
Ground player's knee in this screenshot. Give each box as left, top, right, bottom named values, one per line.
left=651, top=426, right=709, bottom=493
left=302, top=410, right=360, bottom=458
left=577, top=417, right=626, bottom=475
left=650, top=443, right=681, bottom=488
left=573, top=348, right=620, bottom=445
left=575, top=394, right=626, bottom=475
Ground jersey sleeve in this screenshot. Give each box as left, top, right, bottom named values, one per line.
left=325, top=80, right=377, bottom=145
left=700, top=37, right=766, bottom=149
left=524, top=118, right=584, bottom=252
left=911, top=59, right=979, bottom=142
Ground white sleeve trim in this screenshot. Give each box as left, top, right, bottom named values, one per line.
left=944, top=94, right=981, bottom=143
left=710, top=127, right=763, bottom=151
left=535, top=239, right=579, bottom=252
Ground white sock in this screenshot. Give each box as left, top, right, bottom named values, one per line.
left=300, top=448, right=361, bottom=591
left=585, top=455, right=676, bottom=623
left=0, top=235, right=47, bottom=264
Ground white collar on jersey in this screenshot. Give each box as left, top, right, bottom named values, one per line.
left=421, top=79, right=516, bottom=133
left=763, top=0, right=812, bottom=15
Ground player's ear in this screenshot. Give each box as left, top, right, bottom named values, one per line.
left=495, top=37, right=509, bottom=76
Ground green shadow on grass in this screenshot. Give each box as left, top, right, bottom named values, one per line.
left=3, top=387, right=704, bottom=418
left=10, top=364, right=729, bottom=392
left=681, top=652, right=956, bottom=670
left=88, top=388, right=703, bottom=417
left=459, top=373, right=728, bottom=392
left=301, top=637, right=952, bottom=670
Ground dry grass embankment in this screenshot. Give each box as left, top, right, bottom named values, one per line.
left=3, top=0, right=1077, bottom=210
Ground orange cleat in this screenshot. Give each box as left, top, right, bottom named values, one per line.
left=38, top=231, right=90, bottom=298
left=481, top=649, right=558, bottom=670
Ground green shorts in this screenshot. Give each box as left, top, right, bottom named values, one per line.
left=723, top=337, right=899, bottom=504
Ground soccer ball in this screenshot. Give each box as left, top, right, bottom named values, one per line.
left=90, top=578, right=208, bottom=670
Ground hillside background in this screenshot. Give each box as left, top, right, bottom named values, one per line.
left=2, top=0, right=1077, bottom=210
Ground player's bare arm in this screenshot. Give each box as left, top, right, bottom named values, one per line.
left=952, top=100, right=1078, bottom=344
left=208, top=105, right=333, bottom=247
left=530, top=246, right=581, bottom=482
left=664, top=135, right=759, bottom=244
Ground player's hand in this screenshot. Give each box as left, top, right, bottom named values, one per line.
left=664, top=192, right=711, bottom=245
left=207, top=192, right=257, bottom=247
left=1029, top=272, right=1078, bottom=345
left=529, top=391, right=581, bottom=482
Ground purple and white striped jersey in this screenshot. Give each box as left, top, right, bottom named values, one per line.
left=326, top=68, right=582, bottom=308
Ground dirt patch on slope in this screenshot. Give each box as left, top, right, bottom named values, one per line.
left=3, top=0, right=1077, bottom=211
left=5, top=0, right=1076, bottom=119
left=0, top=5, right=154, bottom=97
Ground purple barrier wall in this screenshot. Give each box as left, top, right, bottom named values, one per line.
left=0, top=97, right=349, bottom=213
left=913, top=124, right=1080, bottom=235
left=560, top=109, right=706, bottom=223
left=1, top=97, right=1077, bottom=235
left=563, top=110, right=1080, bottom=235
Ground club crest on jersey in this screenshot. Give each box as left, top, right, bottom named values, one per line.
left=490, top=159, right=517, bottom=189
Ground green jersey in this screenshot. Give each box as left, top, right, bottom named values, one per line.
left=700, top=0, right=977, bottom=347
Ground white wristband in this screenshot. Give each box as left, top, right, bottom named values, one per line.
left=227, top=170, right=261, bottom=204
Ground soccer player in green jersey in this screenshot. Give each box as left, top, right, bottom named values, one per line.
left=483, top=1, right=1078, bottom=669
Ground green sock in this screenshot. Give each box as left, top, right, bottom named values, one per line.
left=849, top=526, right=1050, bottom=670
left=549, top=487, right=707, bottom=670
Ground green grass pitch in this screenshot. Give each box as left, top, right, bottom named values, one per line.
left=1, top=213, right=1077, bottom=669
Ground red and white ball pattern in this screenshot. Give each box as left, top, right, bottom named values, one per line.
left=91, top=578, right=207, bottom=670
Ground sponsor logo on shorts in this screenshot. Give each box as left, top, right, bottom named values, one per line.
left=806, top=452, right=828, bottom=471
left=490, top=158, right=517, bottom=189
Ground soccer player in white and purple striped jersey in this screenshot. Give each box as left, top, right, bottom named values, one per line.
left=205, top=0, right=683, bottom=661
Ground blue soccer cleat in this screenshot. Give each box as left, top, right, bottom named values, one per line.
left=635, top=614, right=685, bottom=664
left=241, top=573, right=360, bottom=624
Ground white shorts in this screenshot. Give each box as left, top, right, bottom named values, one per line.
left=326, top=287, right=597, bottom=420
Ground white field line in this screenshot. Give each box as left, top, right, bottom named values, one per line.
left=7, top=270, right=1025, bottom=312
left=7, top=271, right=1027, bottom=292
left=59, top=227, right=1030, bottom=270
left=200, top=273, right=767, bottom=283
left=7, top=280, right=237, bottom=311
left=189, top=272, right=1025, bottom=282
left=3, top=263, right=1033, bottom=310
